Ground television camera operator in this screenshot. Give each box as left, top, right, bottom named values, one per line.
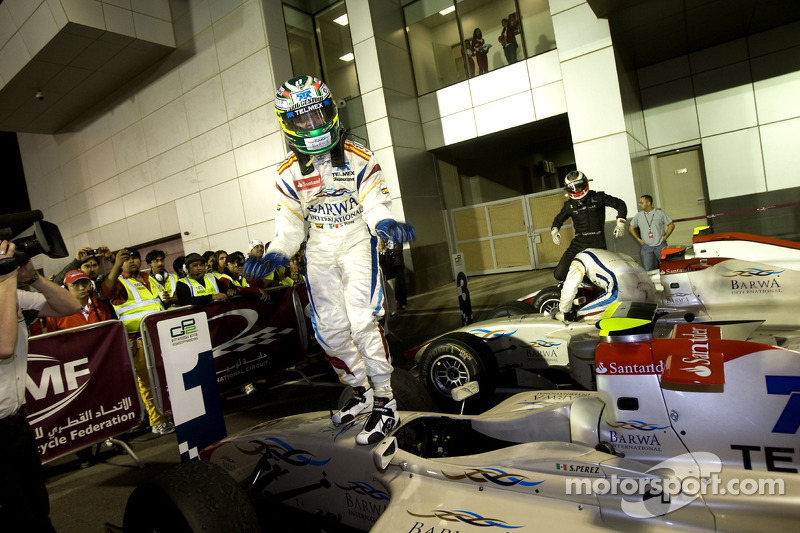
left=1, top=222, right=81, bottom=531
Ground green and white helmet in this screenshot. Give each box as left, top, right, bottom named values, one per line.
left=275, top=76, right=340, bottom=155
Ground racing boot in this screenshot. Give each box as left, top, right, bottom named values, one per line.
left=332, top=386, right=373, bottom=425
left=355, top=397, right=399, bottom=445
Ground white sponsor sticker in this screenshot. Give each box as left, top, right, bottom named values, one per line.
left=305, top=132, right=332, bottom=151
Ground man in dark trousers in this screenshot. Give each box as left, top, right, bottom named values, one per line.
left=550, top=170, right=628, bottom=281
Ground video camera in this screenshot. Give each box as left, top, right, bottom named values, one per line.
left=0, top=210, right=69, bottom=275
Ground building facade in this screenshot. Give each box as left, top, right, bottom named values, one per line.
left=3, top=0, right=799, bottom=293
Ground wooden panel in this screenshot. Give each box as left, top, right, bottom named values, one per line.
left=487, top=200, right=526, bottom=235
left=453, top=207, right=488, bottom=241
left=460, top=240, right=494, bottom=271
left=529, top=192, right=566, bottom=229
left=537, top=227, right=574, bottom=263
left=494, top=235, right=531, bottom=268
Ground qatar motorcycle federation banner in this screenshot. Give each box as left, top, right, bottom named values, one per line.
left=155, top=312, right=226, bottom=462
left=26, top=321, right=142, bottom=464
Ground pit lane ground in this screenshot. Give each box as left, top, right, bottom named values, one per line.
left=44, top=268, right=555, bottom=532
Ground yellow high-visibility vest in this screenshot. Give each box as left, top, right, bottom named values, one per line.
left=112, top=276, right=164, bottom=334
left=179, top=274, right=219, bottom=297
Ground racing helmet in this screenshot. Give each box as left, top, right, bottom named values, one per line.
left=564, top=170, right=591, bottom=200
left=275, top=76, right=340, bottom=155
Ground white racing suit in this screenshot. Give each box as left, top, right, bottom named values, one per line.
left=560, top=248, right=657, bottom=322
left=268, top=139, right=394, bottom=392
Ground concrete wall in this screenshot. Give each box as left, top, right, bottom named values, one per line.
left=638, top=21, right=800, bottom=239
left=13, top=0, right=800, bottom=288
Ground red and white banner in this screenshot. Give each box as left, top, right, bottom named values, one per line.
left=27, top=321, right=142, bottom=464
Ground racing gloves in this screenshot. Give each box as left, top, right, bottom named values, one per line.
left=552, top=310, right=577, bottom=322
left=243, top=251, right=290, bottom=282
left=551, top=227, right=561, bottom=245
left=376, top=219, right=416, bottom=246
left=613, top=218, right=626, bottom=239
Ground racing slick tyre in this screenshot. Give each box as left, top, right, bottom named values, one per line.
left=419, top=332, right=498, bottom=413
left=337, top=367, right=434, bottom=412
left=123, top=460, right=260, bottom=533
left=485, top=300, right=535, bottom=319
left=531, top=286, right=562, bottom=315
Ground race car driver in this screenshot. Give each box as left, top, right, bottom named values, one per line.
left=244, top=76, right=415, bottom=445
left=554, top=248, right=657, bottom=322
left=550, top=171, right=628, bottom=281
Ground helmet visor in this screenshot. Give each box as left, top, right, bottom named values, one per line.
left=565, top=179, right=587, bottom=194
left=283, top=100, right=337, bottom=134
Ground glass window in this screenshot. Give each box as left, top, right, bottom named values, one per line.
left=404, top=0, right=556, bottom=95
left=518, top=0, right=555, bottom=57
left=283, top=1, right=369, bottom=145
left=405, top=0, right=464, bottom=95
left=457, top=0, right=521, bottom=75
left=283, top=5, right=322, bottom=80
left=314, top=2, right=359, bottom=101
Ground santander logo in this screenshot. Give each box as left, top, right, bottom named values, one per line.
left=680, top=365, right=711, bottom=377
left=595, top=362, right=608, bottom=374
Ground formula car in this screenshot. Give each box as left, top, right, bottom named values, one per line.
left=408, top=232, right=800, bottom=409
left=490, top=231, right=800, bottom=319
left=121, top=303, right=800, bottom=532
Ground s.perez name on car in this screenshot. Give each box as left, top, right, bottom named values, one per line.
left=555, top=463, right=601, bottom=474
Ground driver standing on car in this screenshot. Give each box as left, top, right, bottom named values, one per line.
left=550, top=171, right=628, bottom=281
left=554, top=248, right=657, bottom=322
left=243, top=76, right=415, bottom=445
left=1, top=240, right=81, bottom=532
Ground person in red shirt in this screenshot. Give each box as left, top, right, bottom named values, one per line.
left=45, top=270, right=115, bottom=332
left=44, top=269, right=116, bottom=468
left=470, top=28, right=491, bottom=75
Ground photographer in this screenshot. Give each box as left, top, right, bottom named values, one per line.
left=54, top=245, right=112, bottom=287
left=1, top=240, right=81, bottom=532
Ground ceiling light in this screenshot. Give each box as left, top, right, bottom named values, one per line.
left=339, top=52, right=354, bottom=62
left=439, top=6, right=455, bottom=15
left=333, top=14, right=348, bottom=26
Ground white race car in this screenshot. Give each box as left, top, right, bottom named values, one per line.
left=404, top=232, right=800, bottom=410
left=491, top=231, right=800, bottom=321
left=121, top=303, right=800, bottom=532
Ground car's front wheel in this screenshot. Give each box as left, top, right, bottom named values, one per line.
left=531, top=286, right=562, bottom=314
left=418, top=332, right=497, bottom=413
left=123, top=461, right=260, bottom=533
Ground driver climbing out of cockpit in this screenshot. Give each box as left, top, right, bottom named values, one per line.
left=550, top=171, right=628, bottom=282
left=553, top=248, right=657, bottom=322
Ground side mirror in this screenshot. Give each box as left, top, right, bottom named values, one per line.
left=373, top=437, right=398, bottom=470
left=451, top=382, right=479, bottom=415
left=451, top=381, right=479, bottom=402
